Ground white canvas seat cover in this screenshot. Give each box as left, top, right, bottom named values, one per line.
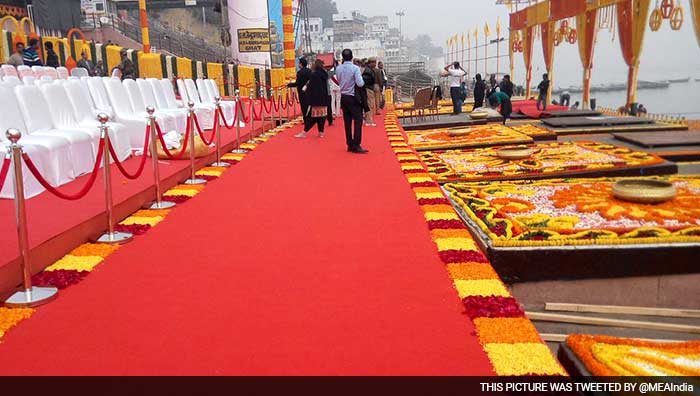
left=0, top=85, right=75, bottom=191
left=150, top=78, right=210, bottom=130
left=15, top=85, right=97, bottom=176
left=18, top=65, right=34, bottom=79
left=175, top=79, right=214, bottom=129
left=1, top=64, right=19, bottom=77
left=71, top=67, right=89, bottom=78
left=103, top=78, right=175, bottom=149
left=197, top=78, right=235, bottom=120
left=186, top=78, right=232, bottom=122
left=21, top=75, right=36, bottom=85
left=130, top=79, right=187, bottom=133
left=47, top=82, right=132, bottom=161
left=206, top=79, right=245, bottom=127
left=43, top=67, right=58, bottom=80
left=56, top=66, right=69, bottom=79
left=2, top=75, right=21, bottom=87
left=86, top=77, right=115, bottom=118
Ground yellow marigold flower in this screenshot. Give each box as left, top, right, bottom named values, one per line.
left=119, top=216, right=163, bottom=227
left=474, top=318, right=542, bottom=344
left=164, top=188, right=200, bottom=197
left=484, top=343, right=566, bottom=375
left=45, top=255, right=103, bottom=272
left=240, top=143, right=257, bottom=150
left=416, top=192, right=444, bottom=200
left=446, top=263, right=498, bottom=280
left=424, top=212, right=460, bottom=221
left=407, top=176, right=433, bottom=183
left=221, top=153, right=246, bottom=161
left=421, top=204, right=454, bottom=213
left=0, top=307, right=34, bottom=339
left=454, top=279, right=510, bottom=298
left=434, top=237, right=477, bottom=252
left=70, top=243, right=119, bottom=257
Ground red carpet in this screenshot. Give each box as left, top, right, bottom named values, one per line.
left=513, top=99, right=568, bottom=118
left=0, top=114, right=494, bottom=375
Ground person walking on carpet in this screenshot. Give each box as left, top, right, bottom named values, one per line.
left=295, top=59, right=330, bottom=138
left=336, top=49, right=368, bottom=154
left=473, top=73, right=487, bottom=109
left=536, top=73, right=550, bottom=111
left=488, top=90, right=513, bottom=125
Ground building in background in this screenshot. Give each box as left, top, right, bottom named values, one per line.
left=367, top=15, right=388, bottom=42
left=332, top=11, right=366, bottom=43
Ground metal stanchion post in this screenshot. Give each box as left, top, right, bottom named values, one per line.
left=183, top=102, right=207, bottom=185
left=286, top=89, right=291, bottom=122
left=292, top=90, right=297, bottom=118
left=96, top=114, right=134, bottom=244
left=4, top=129, right=58, bottom=307
left=246, top=92, right=260, bottom=144
left=277, top=88, right=283, bottom=127
left=269, top=89, right=278, bottom=133
left=259, top=87, right=272, bottom=138
left=209, top=97, right=230, bottom=168
left=147, top=107, right=177, bottom=209
left=230, top=90, right=248, bottom=154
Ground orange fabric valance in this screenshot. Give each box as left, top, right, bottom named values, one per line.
left=551, top=0, right=586, bottom=20
left=510, top=9, right=528, bottom=30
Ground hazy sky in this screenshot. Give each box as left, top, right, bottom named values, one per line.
left=334, top=0, right=700, bottom=87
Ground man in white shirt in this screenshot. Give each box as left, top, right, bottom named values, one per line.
left=444, top=62, right=466, bottom=115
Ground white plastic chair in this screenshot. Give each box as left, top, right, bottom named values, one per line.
left=197, top=78, right=236, bottom=123
left=13, top=85, right=96, bottom=181
left=123, top=79, right=181, bottom=134
left=180, top=79, right=216, bottom=129
left=86, top=77, right=115, bottom=118
left=175, top=79, right=214, bottom=129
left=56, top=66, right=69, bottom=79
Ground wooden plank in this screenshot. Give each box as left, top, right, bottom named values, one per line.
left=545, top=303, right=700, bottom=319
left=526, top=312, right=700, bottom=334
left=613, top=131, right=700, bottom=148
left=539, top=333, right=686, bottom=343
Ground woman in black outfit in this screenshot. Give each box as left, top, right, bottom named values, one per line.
left=295, top=59, right=330, bottom=138
left=473, top=73, right=487, bottom=109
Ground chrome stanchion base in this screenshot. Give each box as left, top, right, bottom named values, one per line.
left=148, top=200, right=176, bottom=210
left=183, top=178, right=207, bottom=185
left=210, top=161, right=231, bottom=168
left=5, top=286, right=58, bottom=308
left=230, top=148, right=248, bottom=154
left=96, top=231, right=134, bottom=244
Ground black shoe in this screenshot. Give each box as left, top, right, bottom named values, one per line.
left=353, top=147, right=369, bottom=154
left=347, top=146, right=355, bottom=152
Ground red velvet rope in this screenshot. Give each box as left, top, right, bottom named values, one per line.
left=238, top=101, right=249, bottom=124
left=251, top=99, right=263, bottom=120
left=260, top=96, right=272, bottom=113
left=0, top=156, right=10, bottom=190
left=23, top=138, right=105, bottom=200
left=108, top=127, right=150, bottom=180
left=218, top=106, right=234, bottom=129
left=155, top=118, right=190, bottom=160
left=272, top=94, right=281, bottom=112
left=193, top=113, right=216, bottom=146
left=286, top=90, right=293, bottom=107
left=280, top=93, right=288, bottom=110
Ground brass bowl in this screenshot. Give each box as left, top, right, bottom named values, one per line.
left=447, top=127, right=474, bottom=137
left=612, top=179, right=677, bottom=204
left=470, top=110, right=489, bottom=120
left=496, top=145, right=535, bottom=160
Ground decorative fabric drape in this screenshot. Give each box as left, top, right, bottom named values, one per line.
left=691, top=0, right=700, bottom=49
left=617, top=0, right=651, bottom=106
left=540, top=21, right=556, bottom=104
left=551, top=0, right=587, bottom=20
left=577, top=9, right=599, bottom=109
left=522, top=26, right=535, bottom=98
left=508, top=29, right=516, bottom=81
left=510, top=9, right=528, bottom=30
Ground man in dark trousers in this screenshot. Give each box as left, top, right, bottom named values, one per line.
left=335, top=49, right=368, bottom=154
left=288, top=58, right=312, bottom=121
left=473, top=73, right=487, bottom=109
left=536, top=73, right=550, bottom=111
left=499, top=74, right=514, bottom=98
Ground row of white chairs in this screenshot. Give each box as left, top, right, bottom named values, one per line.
left=1, top=75, right=241, bottom=199
left=0, top=64, right=80, bottom=80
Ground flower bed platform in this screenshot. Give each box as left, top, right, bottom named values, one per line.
left=443, top=176, right=700, bottom=282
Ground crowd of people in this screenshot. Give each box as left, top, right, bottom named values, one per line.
left=289, top=50, right=388, bottom=154
left=7, top=38, right=132, bottom=80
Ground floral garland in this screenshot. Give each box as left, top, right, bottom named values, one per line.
left=405, top=125, right=533, bottom=151
left=443, top=177, right=700, bottom=247
left=507, top=123, right=557, bottom=138
left=567, top=334, right=700, bottom=376
left=0, top=116, right=304, bottom=342
left=420, top=141, right=666, bottom=183
left=384, top=111, right=565, bottom=376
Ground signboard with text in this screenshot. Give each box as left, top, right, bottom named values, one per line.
left=228, top=0, right=272, bottom=66
left=237, top=28, right=271, bottom=52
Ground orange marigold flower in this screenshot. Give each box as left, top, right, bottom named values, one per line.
left=474, top=317, right=542, bottom=344
left=446, top=263, right=498, bottom=280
